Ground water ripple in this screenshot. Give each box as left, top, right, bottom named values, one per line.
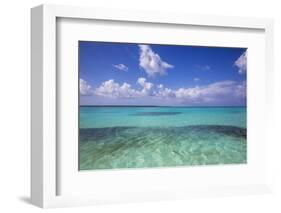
left=79, top=125, right=247, bottom=170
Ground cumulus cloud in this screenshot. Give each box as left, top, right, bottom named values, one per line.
left=138, top=45, right=174, bottom=77
left=91, top=78, right=246, bottom=105
left=94, top=79, right=139, bottom=98
left=234, top=51, right=247, bottom=74
left=153, top=80, right=246, bottom=104
left=172, top=80, right=246, bottom=104
left=80, top=79, right=93, bottom=95
left=155, top=84, right=175, bottom=98
left=137, top=77, right=154, bottom=95
left=94, top=78, right=154, bottom=98
left=113, top=63, right=128, bottom=71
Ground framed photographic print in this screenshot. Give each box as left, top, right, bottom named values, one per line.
left=31, top=4, right=274, bottom=208
left=78, top=41, right=247, bottom=170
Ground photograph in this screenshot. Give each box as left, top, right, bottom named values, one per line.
left=79, top=41, right=247, bottom=170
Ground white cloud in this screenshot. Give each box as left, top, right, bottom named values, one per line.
left=94, top=79, right=139, bottom=98
left=196, top=65, right=210, bottom=71
left=234, top=51, right=247, bottom=74
left=193, top=78, right=200, bottom=82
left=137, top=77, right=154, bottom=95
left=94, top=78, right=154, bottom=98
left=92, top=78, right=246, bottom=105
left=80, top=79, right=93, bottom=95
left=153, top=80, right=246, bottom=104
left=172, top=80, right=246, bottom=104
left=113, top=63, right=128, bottom=71
left=138, top=45, right=174, bottom=77
left=235, top=80, right=246, bottom=98
left=155, top=84, right=175, bottom=98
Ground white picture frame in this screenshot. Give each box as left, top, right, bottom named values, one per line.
left=31, top=4, right=274, bottom=208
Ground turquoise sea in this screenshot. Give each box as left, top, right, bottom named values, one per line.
left=79, top=106, right=247, bottom=170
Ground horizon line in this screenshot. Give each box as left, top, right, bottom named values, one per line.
left=80, top=105, right=246, bottom=107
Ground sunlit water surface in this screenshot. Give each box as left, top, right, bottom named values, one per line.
left=79, top=106, right=246, bottom=170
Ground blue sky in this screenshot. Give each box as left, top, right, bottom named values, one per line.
left=79, top=41, right=247, bottom=106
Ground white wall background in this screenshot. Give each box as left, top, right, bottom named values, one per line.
left=0, top=0, right=280, bottom=212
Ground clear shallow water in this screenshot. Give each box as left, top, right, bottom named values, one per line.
left=79, top=106, right=247, bottom=170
